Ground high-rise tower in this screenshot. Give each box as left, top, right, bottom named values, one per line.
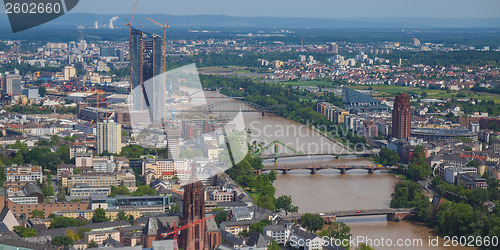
left=97, top=120, right=122, bottom=154
left=129, top=28, right=164, bottom=122
left=392, top=93, right=411, bottom=138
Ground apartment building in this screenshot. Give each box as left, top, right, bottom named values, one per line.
left=5, top=165, right=43, bottom=182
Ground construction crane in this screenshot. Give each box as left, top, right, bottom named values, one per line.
left=85, top=90, right=103, bottom=122
left=145, top=17, right=169, bottom=73
left=160, top=215, right=215, bottom=239
left=126, top=0, right=140, bottom=96
left=126, top=0, right=140, bottom=33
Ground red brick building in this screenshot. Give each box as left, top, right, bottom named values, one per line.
left=392, top=93, right=411, bottom=138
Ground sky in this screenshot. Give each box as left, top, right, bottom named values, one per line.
left=71, top=0, right=500, bottom=18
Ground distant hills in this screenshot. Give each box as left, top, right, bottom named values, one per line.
left=0, top=13, right=499, bottom=30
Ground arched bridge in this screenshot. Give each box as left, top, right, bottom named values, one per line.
left=319, top=208, right=414, bottom=223
left=259, top=153, right=372, bottom=160
left=251, top=140, right=371, bottom=163
left=257, top=164, right=397, bottom=175
left=284, top=208, right=414, bottom=223
left=205, top=100, right=284, bottom=115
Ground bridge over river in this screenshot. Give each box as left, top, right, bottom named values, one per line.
left=258, top=156, right=397, bottom=175
left=284, top=208, right=414, bottom=223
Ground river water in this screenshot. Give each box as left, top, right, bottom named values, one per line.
left=207, top=94, right=472, bottom=249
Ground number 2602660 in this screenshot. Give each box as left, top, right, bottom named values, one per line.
left=5, top=2, right=62, bottom=14
left=443, top=236, right=498, bottom=247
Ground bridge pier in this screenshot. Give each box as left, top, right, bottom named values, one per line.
left=282, top=169, right=289, bottom=175
left=323, top=216, right=336, bottom=223
left=387, top=212, right=411, bottom=222
left=262, top=112, right=265, bottom=116
left=368, top=168, right=374, bottom=174
left=255, top=169, right=262, bottom=175
left=310, top=168, right=317, bottom=175
left=340, top=168, right=346, bottom=174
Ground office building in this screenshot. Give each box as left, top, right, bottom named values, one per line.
left=65, top=172, right=136, bottom=191
left=97, top=120, right=122, bottom=154
left=63, top=66, right=76, bottom=81
left=142, top=158, right=188, bottom=185
left=328, top=43, right=339, bottom=53
left=22, top=88, right=39, bottom=99
left=129, top=28, right=164, bottom=117
left=116, top=49, right=125, bottom=62
left=413, top=38, right=421, bottom=46
left=100, top=47, right=115, bottom=57
left=392, top=93, right=411, bottom=139
left=456, top=173, right=487, bottom=189
left=3, top=74, right=21, bottom=95
left=444, top=167, right=477, bottom=184
left=69, top=185, right=111, bottom=197
left=5, top=165, right=43, bottom=182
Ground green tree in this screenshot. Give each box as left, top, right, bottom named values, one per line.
left=57, top=145, right=71, bottom=164
left=51, top=236, right=73, bottom=247
left=256, top=196, right=276, bottom=211
left=87, top=240, right=98, bottom=248
left=92, top=208, right=109, bottom=223
left=39, top=86, right=47, bottom=97
left=260, top=185, right=276, bottom=197
left=29, top=210, right=45, bottom=218
left=13, top=226, right=38, bottom=237
left=169, top=204, right=180, bottom=213
left=376, top=148, right=401, bottom=166
left=267, top=240, right=281, bottom=250
left=468, top=188, right=489, bottom=207
left=132, top=185, right=156, bottom=196
left=13, top=151, right=24, bottom=165
left=275, top=195, right=298, bottom=212
left=406, top=162, right=432, bottom=181
left=437, top=203, right=474, bottom=236
left=319, top=222, right=352, bottom=249
left=50, top=217, right=87, bottom=228
left=117, top=211, right=127, bottom=221
left=356, top=243, right=375, bottom=250
left=214, top=211, right=228, bottom=226
left=119, top=145, right=149, bottom=159
left=300, top=213, right=324, bottom=232
left=248, top=219, right=271, bottom=234
left=77, top=227, right=91, bottom=240
left=50, top=135, right=60, bottom=145
left=10, top=140, right=28, bottom=151
left=466, top=160, right=479, bottom=168
left=127, top=215, right=135, bottom=224
left=268, top=170, right=277, bottom=182
left=108, top=185, right=130, bottom=197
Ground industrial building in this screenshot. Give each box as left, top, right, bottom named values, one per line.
left=342, top=87, right=389, bottom=111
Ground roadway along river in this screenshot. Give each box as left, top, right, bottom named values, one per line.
left=206, top=93, right=473, bottom=250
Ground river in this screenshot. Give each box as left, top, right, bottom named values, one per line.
left=206, top=93, right=473, bottom=249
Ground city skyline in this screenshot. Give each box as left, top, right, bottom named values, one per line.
left=0, top=0, right=499, bottom=19
left=73, top=0, right=500, bottom=18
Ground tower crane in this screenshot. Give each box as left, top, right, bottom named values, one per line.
left=126, top=0, right=140, bottom=34
left=145, top=17, right=169, bottom=74
left=85, top=89, right=104, bottom=122
left=160, top=215, right=215, bottom=239
left=126, top=0, right=140, bottom=95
